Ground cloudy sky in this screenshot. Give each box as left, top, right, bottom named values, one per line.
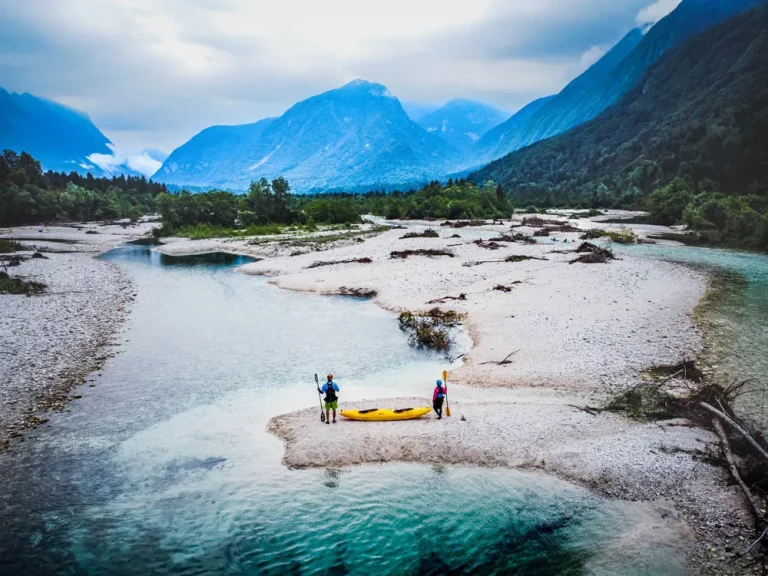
left=1, top=0, right=680, bottom=165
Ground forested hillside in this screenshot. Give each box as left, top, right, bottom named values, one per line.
left=473, top=0, right=767, bottom=164
left=473, top=6, right=768, bottom=249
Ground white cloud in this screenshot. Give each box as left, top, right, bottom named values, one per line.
left=87, top=145, right=162, bottom=178
left=1, top=0, right=650, bottom=153
left=636, top=0, right=682, bottom=26
left=126, top=153, right=162, bottom=177
left=577, top=45, right=609, bottom=71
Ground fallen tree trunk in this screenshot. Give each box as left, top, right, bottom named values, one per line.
left=712, top=417, right=764, bottom=523
left=699, top=402, right=768, bottom=462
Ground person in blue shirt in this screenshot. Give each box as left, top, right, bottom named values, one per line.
left=318, top=373, right=340, bottom=424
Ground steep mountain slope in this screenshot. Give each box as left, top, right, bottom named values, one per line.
left=0, top=87, right=113, bottom=173
left=474, top=0, right=767, bottom=164
left=472, top=5, right=768, bottom=207
left=418, top=99, right=507, bottom=152
left=472, top=95, right=555, bottom=167
left=155, top=80, right=458, bottom=192
left=155, top=118, right=276, bottom=186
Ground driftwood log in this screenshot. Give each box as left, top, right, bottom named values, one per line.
left=699, top=401, right=768, bottom=462
left=712, top=417, right=765, bottom=522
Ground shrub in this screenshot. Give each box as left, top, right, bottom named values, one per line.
left=400, top=229, right=439, bottom=239
left=0, top=239, right=23, bottom=253
left=397, top=309, right=465, bottom=351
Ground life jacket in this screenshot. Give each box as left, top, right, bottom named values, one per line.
left=325, top=382, right=338, bottom=402
left=435, top=386, right=445, bottom=400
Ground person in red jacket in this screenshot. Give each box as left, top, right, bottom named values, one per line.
left=433, top=379, right=446, bottom=419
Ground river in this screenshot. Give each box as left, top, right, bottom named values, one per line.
left=618, top=243, right=768, bottom=428
left=0, top=243, right=687, bottom=575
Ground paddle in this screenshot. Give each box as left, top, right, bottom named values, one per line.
left=443, top=369, right=451, bottom=417
left=315, top=373, right=326, bottom=423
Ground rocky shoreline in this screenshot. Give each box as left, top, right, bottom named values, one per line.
left=1, top=214, right=759, bottom=573
left=241, top=215, right=757, bottom=575
left=0, top=221, right=153, bottom=451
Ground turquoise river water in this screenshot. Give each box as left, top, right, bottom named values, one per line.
left=619, top=243, right=768, bottom=428
left=0, top=244, right=692, bottom=575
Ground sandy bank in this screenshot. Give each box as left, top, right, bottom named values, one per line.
left=0, top=226, right=137, bottom=449
left=154, top=222, right=386, bottom=259
left=243, top=220, right=705, bottom=394
left=2, top=219, right=157, bottom=254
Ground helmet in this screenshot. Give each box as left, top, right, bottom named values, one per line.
left=436, top=379, right=443, bottom=386
left=327, top=373, right=333, bottom=380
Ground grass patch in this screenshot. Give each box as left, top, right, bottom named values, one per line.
left=580, top=228, right=637, bottom=244
left=248, top=225, right=390, bottom=248
left=605, top=386, right=676, bottom=420
left=0, top=239, right=23, bottom=253
left=0, top=272, right=46, bottom=295
left=160, top=223, right=284, bottom=239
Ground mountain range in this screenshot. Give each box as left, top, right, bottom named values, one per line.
left=417, top=99, right=508, bottom=153
left=0, top=87, right=168, bottom=178
left=156, top=80, right=464, bottom=193
left=2, top=0, right=764, bottom=193
left=473, top=0, right=768, bottom=164
left=472, top=3, right=768, bottom=207
left=153, top=0, right=764, bottom=191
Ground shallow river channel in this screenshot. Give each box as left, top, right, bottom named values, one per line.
left=0, top=244, right=694, bottom=575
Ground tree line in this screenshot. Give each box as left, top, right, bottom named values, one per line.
left=0, top=150, right=167, bottom=226
left=155, top=177, right=514, bottom=235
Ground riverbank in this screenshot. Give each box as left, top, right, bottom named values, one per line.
left=250, top=215, right=757, bottom=574
left=1, top=213, right=758, bottom=572
left=0, top=221, right=153, bottom=449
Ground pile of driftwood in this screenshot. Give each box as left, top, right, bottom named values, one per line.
left=400, top=229, right=439, bottom=239
left=488, top=233, right=537, bottom=244
left=426, top=293, right=467, bottom=304
left=576, top=365, right=768, bottom=564
left=390, top=249, right=454, bottom=259
left=568, top=242, right=616, bottom=264
left=463, top=255, right=547, bottom=267
left=306, top=257, right=372, bottom=269
left=473, top=239, right=503, bottom=250
left=440, top=220, right=487, bottom=228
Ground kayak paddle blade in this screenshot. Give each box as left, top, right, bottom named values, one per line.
left=443, top=369, right=451, bottom=417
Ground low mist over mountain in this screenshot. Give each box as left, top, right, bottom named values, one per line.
left=154, top=80, right=460, bottom=192
left=417, top=99, right=507, bottom=152
left=0, top=87, right=112, bottom=174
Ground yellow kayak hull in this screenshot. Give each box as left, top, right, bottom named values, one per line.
left=340, top=406, right=431, bottom=421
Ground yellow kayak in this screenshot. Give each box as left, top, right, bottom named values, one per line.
left=340, top=406, right=431, bottom=421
